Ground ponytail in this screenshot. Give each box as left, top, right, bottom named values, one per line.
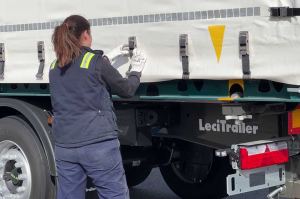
left=52, top=15, right=91, bottom=67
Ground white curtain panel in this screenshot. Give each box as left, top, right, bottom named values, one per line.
left=0, top=0, right=299, bottom=84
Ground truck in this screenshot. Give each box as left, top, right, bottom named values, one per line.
left=1, top=0, right=300, bottom=198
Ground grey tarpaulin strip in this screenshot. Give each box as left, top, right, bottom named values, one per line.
left=0, top=7, right=261, bottom=33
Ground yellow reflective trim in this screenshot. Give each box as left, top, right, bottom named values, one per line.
left=50, top=60, right=57, bottom=70
left=218, top=97, right=234, bottom=102
left=85, top=53, right=95, bottom=69
left=80, top=53, right=90, bottom=68
left=80, top=52, right=95, bottom=69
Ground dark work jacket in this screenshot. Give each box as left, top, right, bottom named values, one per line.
left=49, top=47, right=141, bottom=147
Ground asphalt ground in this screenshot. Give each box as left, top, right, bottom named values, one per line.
left=130, top=168, right=268, bottom=199
left=87, top=168, right=269, bottom=199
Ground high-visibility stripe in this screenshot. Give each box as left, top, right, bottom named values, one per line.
left=218, top=97, right=234, bottom=101
left=80, top=53, right=89, bottom=68
left=80, top=52, right=95, bottom=69
left=50, top=60, right=57, bottom=69
left=86, top=53, right=95, bottom=68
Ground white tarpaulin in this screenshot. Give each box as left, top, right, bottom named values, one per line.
left=0, top=0, right=300, bottom=84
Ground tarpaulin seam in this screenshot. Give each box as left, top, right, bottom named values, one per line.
left=0, top=7, right=260, bottom=33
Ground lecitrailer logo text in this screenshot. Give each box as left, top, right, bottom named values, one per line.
left=199, top=119, right=258, bottom=135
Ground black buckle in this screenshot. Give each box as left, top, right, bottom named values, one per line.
left=36, top=41, right=45, bottom=80
left=0, top=43, right=5, bottom=80
left=179, top=34, right=189, bottom=79
left=128, top=36, right=137, bottom=58
left=239, top=31, right=250, bottom=78
left=270, top=7, right=293, bottom=17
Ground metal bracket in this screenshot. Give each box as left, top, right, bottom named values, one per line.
left=222, top=104, right=253, bottom=124
left=179, top=34, right=189, bottom=80
left=0, top=43, right=5, bottom=80
left=225, top=115, right=253, bottom=125
left=270, top=7, right=300, bottom=17
left=287, top=87, right=300, bottom=93
left=239, top=31, right=250, bottom=79
left=36, top=41, right=45, bottom=80
left=215, top=148, right=233, bottom=157
left=227, top=165, right=286, bottom=196
left=267, top=185, right=286, bottom=199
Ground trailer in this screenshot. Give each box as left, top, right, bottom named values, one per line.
left=1, top=0, right=300, bottom=198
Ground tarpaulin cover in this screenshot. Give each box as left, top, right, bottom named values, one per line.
left=0, top=0, right=299, bottom=84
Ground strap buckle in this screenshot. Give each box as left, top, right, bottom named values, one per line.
left=128, top=36, right=137, bottom=58
left=270, top=7, right=293, bottom=17
left=179, top=34, right=189, bottom=80
left=239, top=31, right=250, bottom=79
left=0, top=43, right=5, bottom=80
left=36, top=41, right=45, bottom=80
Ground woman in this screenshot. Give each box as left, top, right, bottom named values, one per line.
left=49, top=15, right=146, bottom=199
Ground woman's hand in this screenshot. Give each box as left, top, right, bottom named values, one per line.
left=129, top=49, right=147, bottom=73
left=106, top=45, right=130, bottom=65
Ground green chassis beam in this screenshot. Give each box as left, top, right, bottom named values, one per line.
left=0, top=80, right=300, bottom=103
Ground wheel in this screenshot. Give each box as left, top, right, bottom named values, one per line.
left=160, top=157, right=232, bottom=199
left=125, top=165, right=152, bottom=187
left=0, top=116, right=54, bottom=199
left=85, top=177, right=98, bottom=199
left=160, top=142, right=233, bottom=199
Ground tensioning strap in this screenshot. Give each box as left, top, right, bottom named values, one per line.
left=0, top=43, right=5, bottom=80
left=270, top=7, right=300, bottom=17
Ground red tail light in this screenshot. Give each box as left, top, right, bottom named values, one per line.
left=288, top=105, right=300, bottom=135
left=239, top=142, right=289, bottom=170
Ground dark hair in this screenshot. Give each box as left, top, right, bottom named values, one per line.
left=52, top=15, right=90, bottom=66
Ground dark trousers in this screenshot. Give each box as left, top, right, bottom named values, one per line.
left=55, top=139, right=129, bottom=199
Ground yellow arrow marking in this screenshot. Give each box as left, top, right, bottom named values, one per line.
left=208, top=25, right=226, bottom=63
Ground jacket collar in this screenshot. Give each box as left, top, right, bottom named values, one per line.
left=82, top=46, right=93, bottom=52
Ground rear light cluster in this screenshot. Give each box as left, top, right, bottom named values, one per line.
left=288, top=105, right=300, bottom=135
left=239, top=142, right=289, bottom=170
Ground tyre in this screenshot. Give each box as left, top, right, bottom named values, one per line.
left=0, top=116, right=54, bottom=199
left=85, top=177, right=98, bottom=199
left=160, top=150, right=232, bottom=199
left=125, top=165, right=152, bottom=187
